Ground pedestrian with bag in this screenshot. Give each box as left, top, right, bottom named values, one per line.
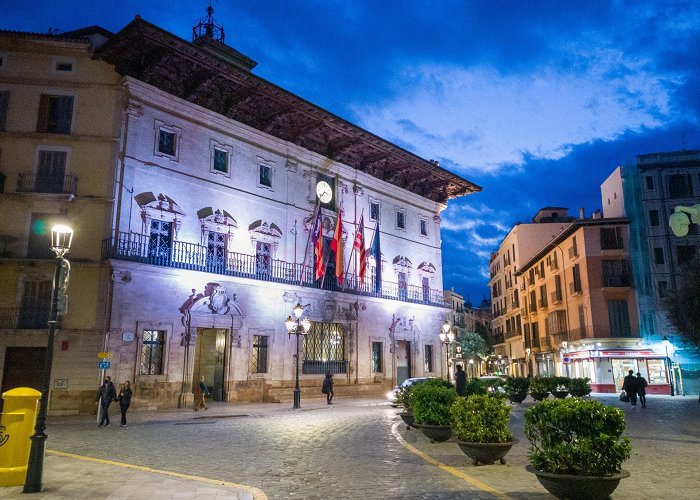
left=622, top=369, right=638, bottom=407
left=194, top=376, right=209, bottom=411
left=322, top=372, right=334, bottom=404
left=96, top=375, right=117, bottom=427
left=117, top=380, right=133, bottom=427
left=636, top=372, right=648, bottom=408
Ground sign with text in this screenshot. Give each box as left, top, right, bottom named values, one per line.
left=97, top=352, right=112, bottom=359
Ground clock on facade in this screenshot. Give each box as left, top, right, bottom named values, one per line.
left=316, top=180, right=333, bottom=203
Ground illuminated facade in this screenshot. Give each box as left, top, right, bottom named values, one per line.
left=0, top=17, right=480, bottom=412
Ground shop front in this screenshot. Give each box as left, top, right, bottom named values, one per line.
left=560, top=347, right=672, bottom=395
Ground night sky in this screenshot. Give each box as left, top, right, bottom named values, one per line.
left=5, top=0, right=699, bottom=302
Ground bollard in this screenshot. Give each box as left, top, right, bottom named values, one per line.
left=0, top=387, right=41, bottom=487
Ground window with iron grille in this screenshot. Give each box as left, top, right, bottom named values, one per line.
left=140, top=330, right=165, bottom=375
left=302, top=322, right=346, bottom=374
left=251, top=335, right=268, bottom=373
left=424, top=344, right=433, bottom=372
left=371, top=341, right=383, bottom=373
left=607, top=300, right=631, bottom=338
left=19, top=279, right=51, bottom=329
left=36, top=94, right=73, bottom=134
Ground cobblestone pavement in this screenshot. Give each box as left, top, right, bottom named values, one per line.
left=5, top=394, right=699, bottom=499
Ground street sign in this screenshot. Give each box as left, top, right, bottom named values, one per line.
left=98, top=361, right=111, bottom=369
left=563, top=356, right=571, bottom=364
left=97, top=352, right=112, bottom=359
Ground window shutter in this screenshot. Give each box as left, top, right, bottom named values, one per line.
left=36, top=94, right=49, bottom=132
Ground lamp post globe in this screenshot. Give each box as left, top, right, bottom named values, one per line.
left=24, top=223, right=73, bottom=493
left=286, top=303, right=310, bottom=409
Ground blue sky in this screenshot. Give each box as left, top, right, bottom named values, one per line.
left=5, top=0, right=699, bottom=303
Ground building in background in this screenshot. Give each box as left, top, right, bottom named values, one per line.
left=0, top=12, right=481, bottom=413
left=601, top=150, right=700, bottom=395
left=489, top=207, right=575, bottom=376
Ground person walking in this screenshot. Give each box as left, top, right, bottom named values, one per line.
left=455, top=364, right=467, bottom=396
left=97, top=376, right=117, bottom=427
left=117, top=380, right=133, bottom=427
left=636, top=372, right=648, bottom=408
left=622, top=369, right=638, bottom=407
left=322, top=372, right=334, bottom=404
left=194, top=376, right=209, bottom=411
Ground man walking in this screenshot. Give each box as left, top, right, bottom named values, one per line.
left=97, top=376, right=117, bottom=427
left=622, top=369, right=638, bottom=407
left=636, top=372, right=648, bottom=408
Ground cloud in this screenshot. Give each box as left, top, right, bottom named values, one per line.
left=354, top=40, right=684, bottom=175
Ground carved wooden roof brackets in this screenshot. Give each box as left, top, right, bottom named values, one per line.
left=96, top=17, right=481, bottom=204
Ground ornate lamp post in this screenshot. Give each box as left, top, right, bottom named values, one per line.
left=285, top=302, right=311, bottom=409
left=24, top=223, right=73, bottom=493
left=525, top=347, right=531, bottom=377
left=438, top=319, right=455, bottom=380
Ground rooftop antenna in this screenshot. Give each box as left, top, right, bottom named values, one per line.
left=193, top=0, right=225, bottom=43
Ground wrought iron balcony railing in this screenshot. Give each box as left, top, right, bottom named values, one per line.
left=16, top=172, right=77, bottom=195
left=102, top=231, right=449, bottom=307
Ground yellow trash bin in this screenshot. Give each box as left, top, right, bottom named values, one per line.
left=0, top=387, right=41, bottom=487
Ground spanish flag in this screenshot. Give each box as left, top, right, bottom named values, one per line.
left=331, top=208, right=344, bottom=285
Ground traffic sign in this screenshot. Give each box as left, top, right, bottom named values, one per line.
left=98, top=361, right=111, bottom=369
left=563, top=356, right=571, bottom=364
left=97, top=352, right=112, bottom=359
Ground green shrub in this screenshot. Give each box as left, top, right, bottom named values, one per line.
left=395, top=386, right=414, bottom=413
left=553, top=376, right=570, bottom=391
left=504, top=376, right=530, bottom=395
left=462, top=377, right=488, bottom=396
left=524, top=398, right=631, bottom=476
left=412, top=381, right=457, bottom=426
left=568, top=377, right=592, bottom=397
left=528, top=376, right=551, bottom=394
left=451, top=395, right=514, bottom=443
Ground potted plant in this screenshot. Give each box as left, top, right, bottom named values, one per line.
left=551, top=376, right=570, bottom=399
left=524, top=398, right=631, bottom=499
left=463, top=377, right=487, bottom=396
left=395, top=385, right=416, bottom=429
left=504, top=376, right=530, bottom=403
left=568, top=377, right=592, bottom=397
left=411, top=379, right=457, bottom=442
left=528, top=376, right=551, bottom=401
left=451, top=394, right=517, bottom=465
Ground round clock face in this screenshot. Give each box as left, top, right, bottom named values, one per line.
left=316, top=180, right=333, bottom=203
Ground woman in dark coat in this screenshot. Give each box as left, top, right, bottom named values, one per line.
left=322, top=372, right=334, bottom=404
left=455, top=364, right=467, bottom=396
left=117, top=380, right=133, bottom=427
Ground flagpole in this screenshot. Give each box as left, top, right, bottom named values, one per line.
left=343, top=208, right=364, bottom=291
left=299, top=199, right=321, bottom=287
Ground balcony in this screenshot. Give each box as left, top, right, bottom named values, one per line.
left=493, top=332, right=505, bottom=345
left=0, top=307, right=51, bottom=329
left=102, top=232, right=449, bottom=307
left=550, top=290, right=563, bottom=304
left=568, top=281, right=582, bottom=295
left=504, top=330, right=520, bottom=340
left=538, top=297, right=548, bottom=309
left=16, top=172, right=77, bottom=195
left=602, top=274, right=632, bottom=287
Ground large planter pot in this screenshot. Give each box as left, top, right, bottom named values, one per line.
left=530, top=391, right=550, bottom=401
left=398, top=412, right=415, bottom=430
left=526, top=465, right=630, bottom=500
left=552, top=390, right=569, bottom=399
left=456, top=439, right=518, bottom=465
left=508, top=392, right=528, bottom=403
left=414, top=424, right=452, bottom=442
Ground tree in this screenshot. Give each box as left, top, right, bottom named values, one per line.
left=663, top=255, right=700, bottom=347
left=458, top=331, right=489, bottom=359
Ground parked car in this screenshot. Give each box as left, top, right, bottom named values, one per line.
left=387, top=377, right=436, bottom=406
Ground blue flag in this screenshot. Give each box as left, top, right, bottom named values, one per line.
left=370, top=220, right=381, bottom=293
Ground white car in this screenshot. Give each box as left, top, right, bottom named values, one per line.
left=387, top=377, right=436, bottom=406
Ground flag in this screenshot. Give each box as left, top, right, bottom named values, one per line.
left=353, top=214, right=367, bottom=283
left=313, top=208, right=325, bottom=280
left=331, top=209, right=344, bottom=285
left=370, top=220, right=381, bottom=293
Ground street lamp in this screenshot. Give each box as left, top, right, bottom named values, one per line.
left=438, top=320, right=455, bottom=380
left=662, top=336, right=675, bottom=396
left=24, top=223, right=73, bottom=493
left=525, top=347, right=531, bottom=377
left=285, top=302, right=311, bottom=409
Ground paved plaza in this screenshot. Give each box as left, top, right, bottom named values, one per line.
left=0, top=394, right=697, bottom=499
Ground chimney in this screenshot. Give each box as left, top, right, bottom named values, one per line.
left=579, top=207, right=585, bottom=220
left=593, top=209, right=601, bottom=219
